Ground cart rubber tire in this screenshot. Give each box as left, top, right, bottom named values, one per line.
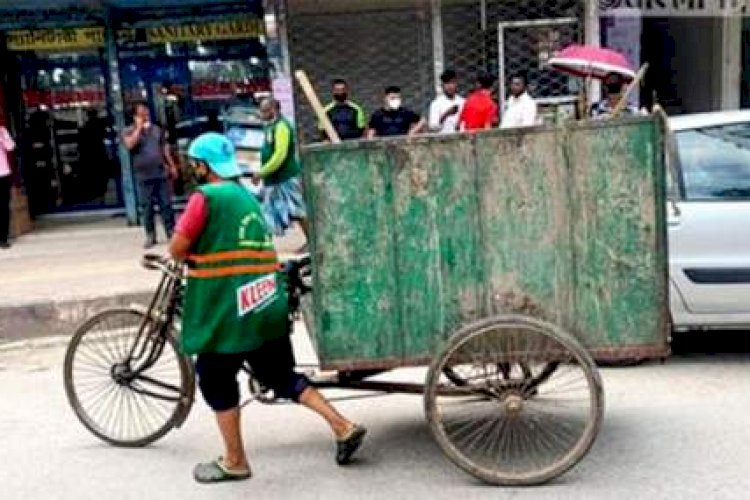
left=424, top=314, right=604, bottom=486
left=63, top=308, right=195, bottom=447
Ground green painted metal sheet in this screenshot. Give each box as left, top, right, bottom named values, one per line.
left=302, top=118, right=669, bottom=371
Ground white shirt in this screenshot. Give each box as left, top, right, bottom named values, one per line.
left=500, top=92, right=538, bottom=129
left=428, top=94, right=465, bottom=134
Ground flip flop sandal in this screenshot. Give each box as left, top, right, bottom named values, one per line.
left=193, top=458, right=252, bottom=484
left=336, top=425, right=367, bottom=465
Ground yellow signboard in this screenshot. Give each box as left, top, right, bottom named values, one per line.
left=146, top=18, right=265, bottom=44
left=6, top=16, right=264, bottom=52
left=7, top=27, right=105, bottom=51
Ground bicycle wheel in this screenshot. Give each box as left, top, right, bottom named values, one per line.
left=424, top=315, right=604, bottom=486
left=64, top=308, right=195, bottom=447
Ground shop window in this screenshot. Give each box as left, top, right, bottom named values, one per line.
left=118, top=31, right=271, bottom=195
left=16, top=51, right=121, bottom=214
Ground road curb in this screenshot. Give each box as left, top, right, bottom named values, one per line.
left=0, top=335, right=72, bottom=354
left=0, top=291, right=153, bottom=347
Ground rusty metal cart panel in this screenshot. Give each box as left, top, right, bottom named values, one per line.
left=303, top=117, right=669, bottom=371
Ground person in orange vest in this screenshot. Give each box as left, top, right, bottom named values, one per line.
left=169, top=132, right=366, bottom=484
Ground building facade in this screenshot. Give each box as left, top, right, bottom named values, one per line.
left=1, top=0, right=748, bottom=229
left=0, top=0, right=272, bottom=224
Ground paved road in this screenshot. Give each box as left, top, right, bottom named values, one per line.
left=2, top=331, right=750, bottom=499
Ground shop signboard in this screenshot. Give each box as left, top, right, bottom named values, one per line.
left=6, top=16, right=264, bottom=52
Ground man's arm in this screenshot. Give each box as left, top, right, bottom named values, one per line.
left=487, top=101, right=499, bottom=129
left=169, top=233, right=192, bottom=261
left=366, top=112, right=379, bottom=139
left=353, top=102, right=367, bottom=137
left=408, top=114, right=426, bottom=137
left=257, top=121, right=291, bottom=178
left=122, top=123, right=142, bottom=150
left=168, top=192, right=207, bottom=261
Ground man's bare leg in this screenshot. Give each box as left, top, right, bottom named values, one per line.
left=215, top=407, right=251, bottom=471
left=294, top=217, right=310, bottom=253
left=298, top=386, right=354, bottom=438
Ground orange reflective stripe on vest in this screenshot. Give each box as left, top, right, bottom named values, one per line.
left=187, top=249, right=280, bottom=279
left=189, top=249, right=277, bottom=265
left=187, top=262, right=282, bottom=279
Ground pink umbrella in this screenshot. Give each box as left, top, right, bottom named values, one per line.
left=547, top=44, right=636, bottom=81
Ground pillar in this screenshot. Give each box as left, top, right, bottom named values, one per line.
left=430, top=0, right=445, bottom=94
left=104, top=7, right=137, bottom=225
left=717, top=15, right=741, bottom=110
left=585, top=0, right=601, bottom=104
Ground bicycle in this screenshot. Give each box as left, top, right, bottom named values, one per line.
left=63, top=253, right=312, bottom=447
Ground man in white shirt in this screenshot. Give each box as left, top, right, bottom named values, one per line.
left=500, top=74, right=538, bottom=129
left=428, top=70, right=465, bottom=134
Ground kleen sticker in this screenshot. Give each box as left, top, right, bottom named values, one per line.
left=237, top=274, right=277, bottom=317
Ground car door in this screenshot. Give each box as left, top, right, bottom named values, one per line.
left=669, top=122, right=750, bottom=315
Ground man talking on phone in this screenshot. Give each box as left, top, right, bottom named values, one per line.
left=123, top=102, right=179, bottom=248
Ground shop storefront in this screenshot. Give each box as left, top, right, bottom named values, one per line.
left=0, top=0, right=269, bottom=220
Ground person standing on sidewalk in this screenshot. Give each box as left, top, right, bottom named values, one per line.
left=122, top=102, right=178, bottom=248
left=0, top=124, right=16, bottom=250
left=254, top=98, right=309, bottom=241
left=169, top=132, right=366, bottom=483
left=428, top=70, right=465, bottom=134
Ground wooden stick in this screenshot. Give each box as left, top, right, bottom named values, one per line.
left=612, top=63, right=649, bottom=118
left=294, top=70, right=341, bottom=144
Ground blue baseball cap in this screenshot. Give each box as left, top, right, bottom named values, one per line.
left=187, top=132, right=242, bottom=179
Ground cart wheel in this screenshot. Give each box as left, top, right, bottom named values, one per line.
left=424, top=315, right=604, bottom=486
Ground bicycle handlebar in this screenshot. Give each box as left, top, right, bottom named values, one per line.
left=141, top=253, right=182, bottom=278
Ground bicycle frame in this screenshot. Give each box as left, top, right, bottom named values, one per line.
left=121, top=259, right=185, bottom=403
left=122, top=254, right=313, bottom=404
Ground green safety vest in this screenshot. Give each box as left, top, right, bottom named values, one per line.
left=181, top=181, right=289, bottom=355
left=260, top=116, right=301, bottom=185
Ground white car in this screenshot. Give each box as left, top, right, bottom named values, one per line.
left=668, top=110, right=750, bottom=330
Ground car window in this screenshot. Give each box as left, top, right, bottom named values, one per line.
left=676, top=123, right=750, bottom=200
left=665, top=133, right=680, bottom=200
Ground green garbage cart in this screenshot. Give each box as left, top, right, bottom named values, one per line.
left=300, top=116, right=669, bottom=485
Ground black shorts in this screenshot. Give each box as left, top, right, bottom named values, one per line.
left=195, top=335, right=310, bottom=412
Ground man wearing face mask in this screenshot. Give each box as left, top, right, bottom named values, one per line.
left=590, top=73, right=639, bottom=119
left=366, top=86, right=426, bottom=139
left=320, top=79, right=366, bottom=141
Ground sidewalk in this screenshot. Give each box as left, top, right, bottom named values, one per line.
left=0, top=216, right=305, bottom=343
